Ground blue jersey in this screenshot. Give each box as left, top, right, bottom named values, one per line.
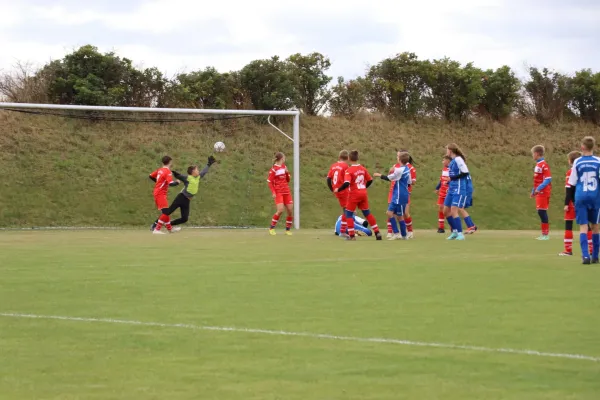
left=448, top=156, right=470, bottom=195
left=568, top=155, right=600, bottom=206
left=387, top=165, right=411, bottom=205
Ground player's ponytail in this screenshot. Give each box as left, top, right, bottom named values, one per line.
left=273, top=152, right=285, bottom=164
left=447, top=143, right=466, bottom=163
left=398, top=149, right=415, bottom=166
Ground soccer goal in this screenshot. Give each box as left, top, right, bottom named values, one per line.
left=0, top=102, right=301, bottom=229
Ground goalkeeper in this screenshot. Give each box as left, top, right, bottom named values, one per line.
left=151, top=156, right=217, bottom=232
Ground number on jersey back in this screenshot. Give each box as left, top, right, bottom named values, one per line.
left=569, top=155, right=600, bottom=204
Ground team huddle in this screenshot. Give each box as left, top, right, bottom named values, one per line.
left=147, top=135, right=600, bottom=262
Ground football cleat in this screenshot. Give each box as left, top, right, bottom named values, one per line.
left=406, top=232, right=414, bottom=239
left=285, top=230, right=293, bottom=236
left=592, top=258, right=599, bottom=264
left=447, top=232, right=458, bottom=240
left=152, top=230, right=165, bottom=235
left=437, top=228, right=445, bottom=234
left=466, top=226, right=478, bottom=234
left=269, top=229, right=276, bottom=236
left=170, top=227, right=182, bottom=233
left=456, top=233, right=466, bottom=241
left=150, top=222, right=157, bottom=232
left=558, top=252, right=573, bottom=256
left=386, top=232, right=393, bottom=239
left=375, top=233, right=383, bottom=241
left=536, top=235, right=550, bottom=241
left=582, top=257, right=591, bottom=265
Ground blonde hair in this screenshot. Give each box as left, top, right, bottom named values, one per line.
left=531, top=145, right=545, bottom=157
left=582, top=137, right=595, bottom=151
left=447, top=143, right=466, bottom=162
left=338, top=150, right=349, bottom=161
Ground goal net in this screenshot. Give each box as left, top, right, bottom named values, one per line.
left=0, top=103, right=300, bottom=230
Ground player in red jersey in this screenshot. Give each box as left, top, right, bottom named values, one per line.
left=435, top=156, right=452, bottom=233
left=327, top=150, right=350, bottom=235
left=149, top=156, right=180, bottom=234
left=386, top=151, right=416, bottom=238
left=531, top=145, right=552, bottom=240
left=335, top=150, right=382, bottom=241
left=267, top=152, right=293, bottom=236
left=559, top=151, right=593, bottom=256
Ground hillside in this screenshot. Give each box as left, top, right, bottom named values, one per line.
left=1, top=111, right=599, bottom=229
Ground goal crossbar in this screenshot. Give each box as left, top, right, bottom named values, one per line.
left=0, top=102, right=302, bottom=229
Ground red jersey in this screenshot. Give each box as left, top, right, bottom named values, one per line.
left=439, top=166, right=450, bottom=198
left=267, top=164, right=291, bottom=195
left=533, top=159, right=552, bottom=196
left=565, top=168, right=573, bottom=204
left=327, top=161, right=349, bottom=191
left=344, top=164, right=372, bottom=196
left=149, top=166, right=174, bottom=196
left=407, top=163, right=416, bottom=193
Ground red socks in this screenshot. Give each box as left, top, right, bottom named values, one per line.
left=564, top=230, right=573, bottom=253
left=285, top=216, right=293, bottom=230
left=270, top=214, right=280, bottom=229
left=157, top=214, right=171, bottom=231
left=405, top=216, right=413, bottom=232
left=366, top=215, right=379, bottom=234
left=588, top=230, right=593, bottom=254
left=341, top=215, right=348, bottom=235
left=438, top=211, right=445, bottom=230
left=541, top=223, right=549, bottom=236
left=347, top=216, right=355, bottom=237
left=387, top=219, right=393, bottom=234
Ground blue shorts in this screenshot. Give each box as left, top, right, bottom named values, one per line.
left=445, top=192, right=471, bottom=209
left=388, top=202, right=407, bottom=216
left=575, top=203, right=600, bottom=225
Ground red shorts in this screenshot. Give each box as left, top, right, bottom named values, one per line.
left=437, top=195, right=447, bottom=206
left=565, top=202, right=575, bottom=220
left=154, top=194, right=169, bottom=210
left=346, top=193, right=369, bottom=212
left=275, top=193, right=293, bottom=205
left=535, top=195, right=550, bottom=210
left=336, top=192, right=348, bottom=208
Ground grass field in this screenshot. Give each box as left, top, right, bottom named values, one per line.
left=1, top=229, right=599, bottom=399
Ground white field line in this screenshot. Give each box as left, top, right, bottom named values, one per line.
left=1, top=312, right=598, bottom=362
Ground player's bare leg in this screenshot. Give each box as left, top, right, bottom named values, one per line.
left=405, top=203, right=414, bottom=239
left=386, top=210, right=401, bottom=240
left=284, top=203, right=294, bottom=236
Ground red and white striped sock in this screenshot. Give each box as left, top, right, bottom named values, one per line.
left=438, top=211, right=445, bottom=230
left=270, top=214, right=280, bottom=229
left=564, top=230, right=573, bottom=253
left=405, top=216, right=413, bottom=232
left=285, top=216, right=293, bottom=230
left=341, top=215, right=348, bottom=235
left=347, top=217, right=355, bottom=237
left=365, top=214, right=379, bottom=234
left=387, top=219, right=393, bottom=234
left=588, top=230, right=593, bottom=254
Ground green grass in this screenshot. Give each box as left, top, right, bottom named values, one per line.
left=1, top=110, right=600, bottom=229
left=1, top=229, right=599, bottom=399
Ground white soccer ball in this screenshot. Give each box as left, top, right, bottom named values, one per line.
left=214, top=141, right=226, bottom=152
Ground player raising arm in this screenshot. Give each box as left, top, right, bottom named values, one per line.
left=335, top=150, right=382, bottom=241
left=268, top=152, right=293, bottom=236
left=566, top=137, right=600, bottom=264
left=327, top=150, right=350, bottom=236
left=150, top=156, right=217, bottom=232
left=149, top=156, right=180, bottom=234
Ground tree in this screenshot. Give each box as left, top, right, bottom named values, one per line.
left=287, top=52, right=332, bottom=115
left=0, top=62, right=54, bottom=103
left=479, top=66, right=521, bottom=121
left=570, top=69, right=600, bottom=125
left=328, top=76, right=369, bottom=118
left=365, top=52, right=428, bottom=119
left=424, top=58, right=485, bottom=121
left=240, top=56, right=298, bottom=110
left=174, top=67, right=241, bottom=109
left=521, top=67, right=572, bottom=124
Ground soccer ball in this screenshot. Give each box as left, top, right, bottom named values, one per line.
left=214, top=141, right=226, bottom=152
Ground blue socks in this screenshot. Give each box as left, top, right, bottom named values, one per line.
left=447, top=217, right=455, bottom=231
left=593, top=233, right=600, bottom=260
left=399, top=220, right=407, bottom=237
left=454, top=217, right=463, bottom=233
left=390, top=217, right=399, bottom=234
left=580, top=233, right=590, bottom=259
left=464, top=216, right=475, bottom=228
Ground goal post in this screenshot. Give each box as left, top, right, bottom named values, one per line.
left=0, top=102, right=302, bottom=229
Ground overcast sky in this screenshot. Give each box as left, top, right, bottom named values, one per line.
left=1, top=0, right=599, bottom=79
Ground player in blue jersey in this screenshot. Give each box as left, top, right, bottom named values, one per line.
left=566, top=136, right=600, bottom=264
left=374, top=152, right=411, bottom=240
left=444, top=143, right=473, bottom=241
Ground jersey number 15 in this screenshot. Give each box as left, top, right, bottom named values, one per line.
left=580, top=171, right=598, bottom=192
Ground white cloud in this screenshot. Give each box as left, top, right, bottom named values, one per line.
left=0, top=0, right=599, bottom=79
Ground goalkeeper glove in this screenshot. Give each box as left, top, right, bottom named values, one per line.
left=208, top=156, right=217, bottom=166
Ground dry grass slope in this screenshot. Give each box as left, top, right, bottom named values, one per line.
left=1, top=110, right=599, bottom=229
